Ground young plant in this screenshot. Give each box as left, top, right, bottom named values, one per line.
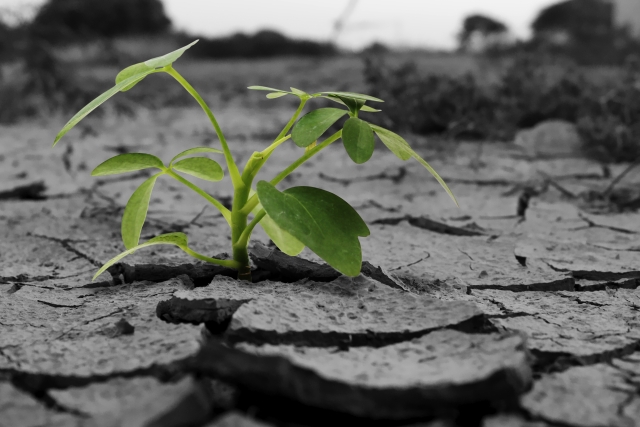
left=53, top=41, right=457, bottom=282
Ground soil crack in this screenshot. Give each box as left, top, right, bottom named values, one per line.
left=318, top=166, right=406, bottom=186
left=372, top=215, right=485, bottom=236
left=31, top=234, right=103, bottom=267
left=0, top=181, right=47, bottom=201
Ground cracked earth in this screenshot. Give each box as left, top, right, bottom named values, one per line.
left=1, top=106, right=640, bottom=426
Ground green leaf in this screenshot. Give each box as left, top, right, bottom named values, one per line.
left=266, top=92, right=289, bottom=99
left=249, top=190, right=304, bottom=256
left=323, top=95, right=381, bottom=113
left=172, top=157, right=224, bottom=182
left=290, top=87, right=307, bottom=96
left=54, top=41, right=199, bottom=146
left=332, top=95, right=364, bottom=114
left=143, top=40, right=199, bottom=69
left=248, top=86, right=288, bottom=92
left=116, top=41, right=199, bottom=92
left=53, top=73, right=154, bottom=146
left=342, top=117, right=375, bottom=164
left=93, top=233, right=189, bottom=280
left=170, top=147, right=223, bottom=165
left=122, top=173, right=161, bottom=250
left=360, top=105, right=382, bottom=113
left=256, top=182, right=369, bottom=276
left=291, top=108, right=348, bottom=148
left=318, top=91, right=384, bottom=103
left=91, top=153, right=164, bottom=176
left=115, top=62, right=155, bottom=91
left=370, top=124, right=458, bottom=206
left=369, top=124, right=411, bottom=160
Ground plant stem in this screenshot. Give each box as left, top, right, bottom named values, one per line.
left=237, top=209, right=266, bottom=248
left=239, top=130, right=343, bottom=216
left=227, top=100, right=309, bottom=281
left=262, top=134, right=292, bottom=157
left=181, top=247, right=241, bottom=269
left=231, top=182, right=252, bottom=281
left=270, top=130, right=342, bottom=186
left=241, top=134, right=292, bottom=185
left=239, top=98, right=306, bottom=185
left=275, top=98, right=307, bottom=141
left=165, top=66, right=243, bottom=188
left=166, top=170, right=232, bottom=225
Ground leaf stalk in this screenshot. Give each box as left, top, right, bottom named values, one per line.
left=166, top=169, right=232, bottom=225
left=165, top=66, right=243, bottom=188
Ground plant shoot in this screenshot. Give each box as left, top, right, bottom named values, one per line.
left=53, top=41, right=457, bottom=282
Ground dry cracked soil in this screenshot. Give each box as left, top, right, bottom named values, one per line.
left=1, top=107, right=640, bottom=427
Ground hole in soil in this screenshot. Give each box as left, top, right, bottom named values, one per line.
left=108, top=244, right=349, bottom=287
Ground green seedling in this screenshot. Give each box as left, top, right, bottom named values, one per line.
left=53, top=41, right=457, bottom=282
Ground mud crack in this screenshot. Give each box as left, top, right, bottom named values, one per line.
left=372, top=215, right=485, bottom=236
left=0, top=181, right=47, bottom=201
left=318, top=166, right=406, bottom=186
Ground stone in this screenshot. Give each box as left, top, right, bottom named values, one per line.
left=158, top=275, right=484, bottom=347
left=514, top=120, right=583, bottom=158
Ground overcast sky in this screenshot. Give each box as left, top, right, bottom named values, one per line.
left=0, top=0, right=558, bottom=49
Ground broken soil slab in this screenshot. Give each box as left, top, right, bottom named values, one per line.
left=107, top=261, right=235, bottom=286
left=0, top=381, right=82, bottom=427
left=101, top=244, right=344, bottom=286
left=519, top=201, right=589, bottom=232
left=580, top=211, right=640, bottom=234
left=521, top=355, right=640, bottom=427
left=189, top=329, right=532, bottom=420
left=49, top=376, right=213, bottom=427
left=471, top=289, right=640, bottom=368
left=574, top=277, right=639, bottom=292
left=360, top=223, right=574, bottom=292
left=158, top=275, right=484, bottom=347
left=0, top=235, right=97, bottom=283
left=515, top=237, right=640, bottom=281
left=0, top=278, right=201, bottom=388
left=206, top=413, right=273, bottom=427
left=249, top=244, right=341, bottom=283
left=482, top=414, right=552, bottom=427
left=205, top=412, right=275, bottom=427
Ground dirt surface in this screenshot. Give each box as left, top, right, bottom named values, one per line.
left=1, top=107, right=640, bottom=426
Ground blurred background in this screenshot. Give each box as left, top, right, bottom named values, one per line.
left=1, top=0, right=639, bottom=163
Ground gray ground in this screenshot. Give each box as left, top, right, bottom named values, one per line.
left=1, top=106, right=640, bottom=426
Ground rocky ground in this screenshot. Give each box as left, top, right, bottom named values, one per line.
left=1, top=107, right=640, bottom=427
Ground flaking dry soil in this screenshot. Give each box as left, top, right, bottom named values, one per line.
left=1, top=108, right=640, bottom=427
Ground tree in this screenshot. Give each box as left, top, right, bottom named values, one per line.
left=531, top=0, right=614, bottom=44
left=31, top=0, right=171, bottom=42
left=458, top=14, right=509, bottom=52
